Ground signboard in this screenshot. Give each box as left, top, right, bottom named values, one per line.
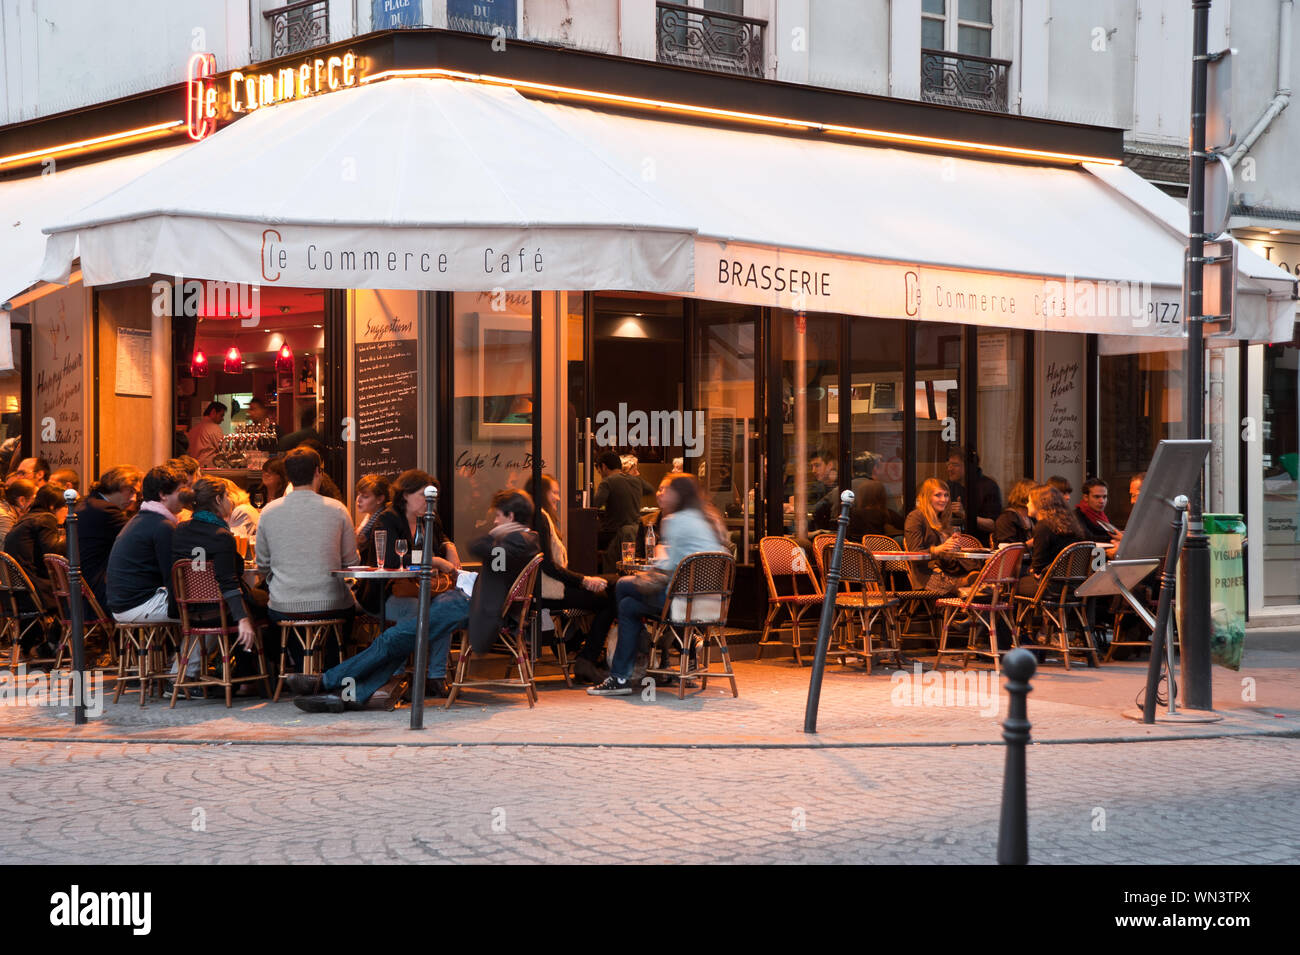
left=372, top=0, right=421, bottom=29
left=448, top=0, right=517, bottom=36
left=696, top=238, right=1183, bottom=337
left=353, top=290, right=419, bottom=475
left=1038, top=333, right=1084, bottom=492
left=114, top=327, right=152, bottom=396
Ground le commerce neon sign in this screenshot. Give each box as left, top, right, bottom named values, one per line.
left=186, top=50, right=363, bottom=140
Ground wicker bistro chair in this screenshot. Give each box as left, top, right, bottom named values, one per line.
left=862, top=534, right=946, bottom=647
left=1014, top=541, right=1101, bottom=669
left=272, top=617, right=347, bottom=701
left=0, top=552, right=59, bottom=672
left=645, top=551, right=738, bottom=698
left=44, top=555, right=116, bottom=671
left=934, top=544, right=1025, bottom=669
left=169, top=559, right=271, bottom=707
left=953, top=533, right=985, bottom=550
left=537, top=607, right=592, bottom=688
left=112, top=618, right=178, bottom=706
left=446, top=554, right=545, bottom=709
left=757, top=536, right=823, bottom=665
left=818, top=539, right=902, bottom=673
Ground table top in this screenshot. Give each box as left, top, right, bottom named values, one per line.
left=331, top=567, right=421, bottom=580
left=617, top=559, right=657, bottom=574
left=871, top=551, right=931, bottom=562
left=952, top=550, right=995, bottom=560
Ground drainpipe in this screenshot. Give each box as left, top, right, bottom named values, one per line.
left=1227, top=0, right=1292, bottom=168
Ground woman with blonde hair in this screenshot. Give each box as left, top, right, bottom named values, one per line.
left=903, top=477, right=969, bottom=594
left=215, top=477, right=260, bottom=538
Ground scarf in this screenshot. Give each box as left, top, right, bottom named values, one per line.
left=1078, top=503, right=1117, bottom=535
left=191, top=509, right=229, bottom=530
left=139, top=501, right=177, bottom=524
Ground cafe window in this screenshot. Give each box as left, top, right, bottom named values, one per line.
left=778, top=309, right=841, bottom=536
left=1262, top=333, right=1300, bottom=606
left=975, top=328, right=1026, bottom=496
left=914, top=322, right=964, bottom=497
left=0, top=320, right=26, bottom=474
left=849, top=317, right=906, bottom=516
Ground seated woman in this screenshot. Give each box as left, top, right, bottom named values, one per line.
left=353, top=473, right=390, bottom=564
left=217, top=477, right=260, bottom=538
left=993, top=478, right=1035, bottom=546
left=902, top=478, right=971, bottom=595
left=589, top=474, right=729, bottom=696
left=169, top=478, right=262, bottom=679
left=1, top=483, right=68, bottom=660
left=525, top=474, right=616, bottom=685
left=1016, top=485, right=1085, bottom=598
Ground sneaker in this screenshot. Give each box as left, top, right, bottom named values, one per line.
left=586, top=675, right=632, bottom=696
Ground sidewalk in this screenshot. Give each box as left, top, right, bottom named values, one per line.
left=2, top=629, right=1297, bottom=748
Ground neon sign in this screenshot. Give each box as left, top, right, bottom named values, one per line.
left=230, top=52, right=359, bottom=114
left=186, top=53, right=218, bottom=141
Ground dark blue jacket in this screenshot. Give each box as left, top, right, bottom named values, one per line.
left=106, top=509, right=175, bottom=614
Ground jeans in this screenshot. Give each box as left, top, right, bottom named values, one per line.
left=611, top=577, right=665, bottom=682
left=321, top=589, right=468, bottom=702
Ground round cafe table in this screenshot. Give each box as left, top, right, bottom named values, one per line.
left=332, top=567, right=421, bottom=629
left=616, top=559, right=657, bottom=575
left=951, top=550, right=995, bottom=561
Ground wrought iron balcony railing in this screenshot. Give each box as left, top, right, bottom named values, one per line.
left=264, top=0, right=330, bottom=58
left=656, top=2, right=766, bottom=78
left=920, top=48, right=1011, bottom=112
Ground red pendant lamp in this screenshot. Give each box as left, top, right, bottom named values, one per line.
left=223, top=344, right=243, bottom=374
left=190, top=347, right=209, bottom=378
left=275, top=342, right=294, bottom=373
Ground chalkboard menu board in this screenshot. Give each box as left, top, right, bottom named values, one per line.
left=354, top=292, right=418, bottom=475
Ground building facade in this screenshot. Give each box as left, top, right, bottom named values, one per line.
left=2, top=0, right=1297, bottom=622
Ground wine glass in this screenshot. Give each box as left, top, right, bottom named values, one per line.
left=395, top=539, right=409, bottom=568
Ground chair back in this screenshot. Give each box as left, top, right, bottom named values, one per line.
left=170, top=558, right=233, bottom=632
left=952, top=544, right=1024, bottom=611
left=816, top=537, right=866, bottom=595
left=662, top=551, right=735, bottom=626
left=954, top=533, right=984, bottom=550
left=1030, top=541, right=1097, bottom=604
left=0, top=551, right=46, bottom=615
left=759, top=536, right=822, bottom=599
left=43, top=555, right=111, bottom=628
left=499, top=553, right=544, bottom=637
left=862, top=534, right=910, bottom=577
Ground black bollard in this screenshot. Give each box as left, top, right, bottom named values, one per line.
left=409, top=485, right=438, bottom=731
left=63, top=489, right=87, bottom=725
left=997, top=647, right=1036, bottom=865
left=803, top=489, right=853, bottom=734
left=1142, top=496, right=1188, bottom=723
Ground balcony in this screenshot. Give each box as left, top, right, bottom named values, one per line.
left=656, top=2, right=766, bottom=78
left=920, top=49, right=1011, bottom=112
left=264, top=0, right=330, bottom=58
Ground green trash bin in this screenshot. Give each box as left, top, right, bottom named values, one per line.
left=1205, top=513, right=1247, bottom=670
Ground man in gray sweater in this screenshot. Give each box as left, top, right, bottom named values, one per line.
left=256, top=447, right=359, bottom=672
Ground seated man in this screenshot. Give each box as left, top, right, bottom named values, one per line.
left=286, top=489, right=539, bottom=711
left=255, top=446, right=358, bottom=671
left=106, top=464, right=186, bottom=624
left=77, top=465, right=143, bottom=610
left=1075, top=477, right=1122, bottom=556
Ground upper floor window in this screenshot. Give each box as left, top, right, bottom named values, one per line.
left=922, top=0, right=992, bottom=57
left=656, top=1, right=767, bottom=78
left=265, top=0, right=330, bottom=58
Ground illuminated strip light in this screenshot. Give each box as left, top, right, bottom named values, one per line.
left=2, top=270, right=85, bottom=311
left=0, top=121, right=184, bottom=170
left=362, top=67, right=1122, bottom=166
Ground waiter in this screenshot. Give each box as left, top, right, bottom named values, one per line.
left=187, top=401, right=227, bottom=467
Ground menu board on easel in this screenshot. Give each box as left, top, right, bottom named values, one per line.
left=354, top=291, right=419, bottom=475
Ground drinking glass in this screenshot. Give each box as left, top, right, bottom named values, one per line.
left=621, top=542, right=636, bottom=565
left=395, top=540, right=409, bottom=567
left=373, top=530, right=388, bottom=569
left=233, top=534, right=248, bottom=559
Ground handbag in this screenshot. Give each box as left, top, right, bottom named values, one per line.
left=391, top=572, right=454, bottom=598
left=630, top=566, right=668, bottom=596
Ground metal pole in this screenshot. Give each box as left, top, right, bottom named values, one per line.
left=409, top=484, right=437, bottom=730
left=1143, top=496, right=1189, bottom=723
left=803, top=489, right=853, bottom=733
left=997, top=647, right=1036, bottom=865
left=63, top=488, right=86, bottom=725
left=1182, top=0, right=1215, bottom=710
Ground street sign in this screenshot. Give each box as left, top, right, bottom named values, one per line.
left=1204, top=152, right=1234, bottom=237
left=1206, top=49, right=1236, bottom=151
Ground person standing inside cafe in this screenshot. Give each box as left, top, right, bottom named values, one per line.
left=256, top=447, right=359, bottom=672
left=594, top=451, right=653, bottom=572
left=187, top=401, right=227, bottom=468
left=945, top=446, right=1002, bottom=544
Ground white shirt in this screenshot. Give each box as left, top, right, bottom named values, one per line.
left=188, top=418, right=225, bottom=466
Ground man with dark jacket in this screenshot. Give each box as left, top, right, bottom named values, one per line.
left=594, top=452, right=652, bottom=571
left=287, top=488, right=540, bottom=712
left=945, top=446, right=1002, bottom=545
left=77, top=466, right=142, bottom=610
left=2, top=484, right=67, bottom=658
left=106, top=464, right=185, bottom=623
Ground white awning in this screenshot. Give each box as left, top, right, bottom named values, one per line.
left=539, top=99, right=1297, bottom=342
left=38, top=79, right=695, bottom=293
left=1, top=145, right=190, bottom=307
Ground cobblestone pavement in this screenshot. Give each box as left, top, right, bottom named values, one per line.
left=0, top=735, right=1295, bottom=864
left=1, top=632, right=1297, bottom=747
